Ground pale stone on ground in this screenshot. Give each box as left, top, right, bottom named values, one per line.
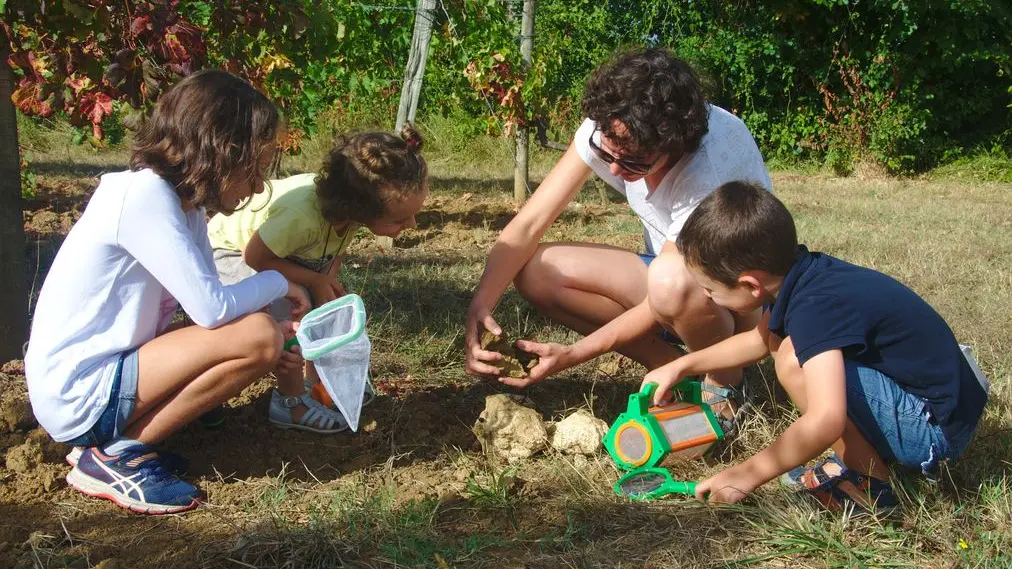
left=472, top=394, right=547, bottom=463
left=549, top=409, right=608, bottom=455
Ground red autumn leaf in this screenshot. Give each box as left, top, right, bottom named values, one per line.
left=130, top=15, right=153, bottom=36
left=11, top=79, right=53, bottom=118
left=87, top=92, right=114, bottom=125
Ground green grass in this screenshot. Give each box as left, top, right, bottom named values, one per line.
left=11, top=118, right=1012, bottom=569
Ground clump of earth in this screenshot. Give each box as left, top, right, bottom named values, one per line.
left=480, top=330, right=539, bottom=378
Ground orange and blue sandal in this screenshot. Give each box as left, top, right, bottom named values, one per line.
left=700, top=381, right=751, bottom=438
left=787, top=459, right=899, bottom=515
left=780, top=454, right=848, bottom=490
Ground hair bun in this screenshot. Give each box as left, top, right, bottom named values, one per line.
left=400, top=123, right=424, bottom=151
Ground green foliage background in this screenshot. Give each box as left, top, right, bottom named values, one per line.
left=6, top=0, right=1012, bottom=173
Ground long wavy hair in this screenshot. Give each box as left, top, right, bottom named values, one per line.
left=316, top=124, right=427, bottom=224
left=581, top=47, right=709, bottom=158
left=129, top=70, right=281, bottom=214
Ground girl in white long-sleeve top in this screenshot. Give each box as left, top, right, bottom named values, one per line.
left=24, top=70, right=310, bottom=515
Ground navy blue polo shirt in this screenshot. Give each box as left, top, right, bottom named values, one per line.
left=768, top=246, right=986, bottom=445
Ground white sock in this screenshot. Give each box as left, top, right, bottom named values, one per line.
left=102, top=437, right=144, bottom=456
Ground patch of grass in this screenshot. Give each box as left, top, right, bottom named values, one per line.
left=464, top=465, right=520, bottom=510
left=15, top=120, right=1012, bottom=568
left=929, top=145, right=1012, bottom=183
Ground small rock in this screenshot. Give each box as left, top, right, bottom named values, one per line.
left=572, top=454, right=590, bottom=470
left=550, top=409, right=608, bottom=455
left=473, top=394, right=547, bottom=462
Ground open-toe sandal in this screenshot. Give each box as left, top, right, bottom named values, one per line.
left=268, top=390, right=348, bottom=435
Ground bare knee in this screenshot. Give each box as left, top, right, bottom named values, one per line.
left=514, top=245, right=562, bottom=307
left=235, top=312, right=283, bottom=368
left=647, top=253, right=708, bottom=324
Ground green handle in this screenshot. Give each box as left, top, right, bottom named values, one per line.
left=668, top=480, right=698, bottom=496
left=632, top=382, right=658, bottom=414
left=284, top=337, right=299, bottom=350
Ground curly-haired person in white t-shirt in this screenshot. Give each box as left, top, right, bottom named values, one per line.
left=464, top=47, right=772, bottom=424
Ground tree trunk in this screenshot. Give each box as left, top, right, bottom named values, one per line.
left=395, top=0, right=437, bottom=133
left=0, top=39, right=29, bottom=361
left=513, top=0, right=536, bottom=204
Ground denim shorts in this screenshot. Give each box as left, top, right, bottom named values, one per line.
left=65, top=349, right=140, bottom=447
left=845, top=360, right=968, bottom=477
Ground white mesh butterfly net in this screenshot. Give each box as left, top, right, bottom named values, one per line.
left=296, top=294, right=371, bottom=432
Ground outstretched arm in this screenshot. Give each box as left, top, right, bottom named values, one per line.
left=245, top=231, right=345, bottom=304
left=466, top=143, right=593, bottom=376
left=695, top=348, right=848, bottom=503
left=641, top=310, right=770, bottom=405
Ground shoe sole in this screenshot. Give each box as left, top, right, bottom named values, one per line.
left=268, top=417, right=349, bottom=435
left=66, top=467, right=200, bottom=515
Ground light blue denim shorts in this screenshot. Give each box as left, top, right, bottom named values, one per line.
left=65, top=349, right=140, bottom=447
left=845, top=360, right=970, bottom=476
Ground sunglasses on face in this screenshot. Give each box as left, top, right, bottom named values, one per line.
left=588, top=131, right=660, bottom=175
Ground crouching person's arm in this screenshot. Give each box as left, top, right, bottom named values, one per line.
left=640, top=316, right=770, bottom=406
left=695, top=349, right=848, bottom=503
left=507, top=300, right=659, bottom=388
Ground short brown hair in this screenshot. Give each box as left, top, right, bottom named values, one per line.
left=316, top=124, right=427, bottom=224
left=130, top=70, right=281, bottom=214
left=676, top=181, right=798, bottom=286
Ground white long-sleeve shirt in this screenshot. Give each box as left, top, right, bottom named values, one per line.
left=25, top=168, right=288, bottom=441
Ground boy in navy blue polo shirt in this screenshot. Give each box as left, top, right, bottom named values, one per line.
left=642, top=181, right=987, bottom=513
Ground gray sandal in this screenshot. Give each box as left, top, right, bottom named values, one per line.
left=700, top=381, right=751, bottom=437
left=268, top=390, right=348, bottom=434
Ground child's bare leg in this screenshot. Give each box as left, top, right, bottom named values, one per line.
left=306, top=361, right=321, bottom=384
left=122, top=312, right=282, bottom=444
left=773, top=336, right=891, bottom=480
left=274, top=353, right=317, bottom=424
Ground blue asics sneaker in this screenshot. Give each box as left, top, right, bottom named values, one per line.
left=66, top=446, right=189, bottom=475
left=66, top=446, right=201, bottom=514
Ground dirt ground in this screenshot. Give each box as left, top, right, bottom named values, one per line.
left=2, top=172, right=646, bottom=569
left=9, top=163, right=1009, bottom=568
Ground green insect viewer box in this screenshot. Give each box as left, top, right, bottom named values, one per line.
left=604, top=381, right=725, bottom=471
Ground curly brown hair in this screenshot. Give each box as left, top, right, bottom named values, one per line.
left=129, top=70, right=281, bottom=214
left=581, top=47, right=709, bottom=158
left=316, top=124, right=427, bottom=224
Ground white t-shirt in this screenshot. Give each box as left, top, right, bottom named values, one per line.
left=574, top=105, right=773, bottom=254
left=25, top=169, right=289, bottom=441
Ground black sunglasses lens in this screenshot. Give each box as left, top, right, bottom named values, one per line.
left=591, top=133, right=653, bottom=174
left=619, top=161, right=650, bottom=175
